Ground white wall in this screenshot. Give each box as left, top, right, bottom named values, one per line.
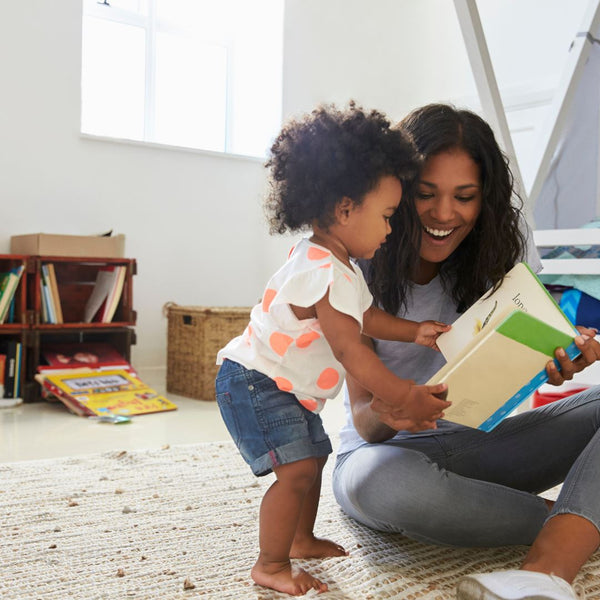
left=283, top=0, right=592, bottom=192
left=0, top=0, right=592, bottom=373
left=0, top=0, right=276, bottom=371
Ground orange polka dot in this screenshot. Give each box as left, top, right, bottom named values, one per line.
left=307, top=247, right=331, bottom=261
left=296, top=331, right=320, bottom=348
left=269, top=331, right=294, bottom=356
left=287, top=245, right=296, bottom=258
left=317, top=368, right=340, bottom=390
left=274, top=377, right=293, bottom=392
left=343, top=273, right=352, bottom=282
left=262, top=288, right=277, bottom=312
left=299, top=398, right=319, bottom=411
left=318, top=262, right=332, bottom=269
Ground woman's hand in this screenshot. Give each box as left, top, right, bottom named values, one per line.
left=545, top=326, right=600, bottom=385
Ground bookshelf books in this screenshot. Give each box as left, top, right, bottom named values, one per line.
left=83, top=265, right=127, bottom=323
left=428, top=262, right=579, bottom=432
left=0, top=265, right=25, bottom=324
left=38, top=342, right=135, bottom=373
left=33, top=258, right=135, bottom=327
left=0, top=253, right=137, bottom=403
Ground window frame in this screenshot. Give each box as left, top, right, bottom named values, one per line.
left=81, top=0, right=279, bottom=157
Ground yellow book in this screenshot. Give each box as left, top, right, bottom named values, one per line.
left=40, top=369, right=177, bottom=417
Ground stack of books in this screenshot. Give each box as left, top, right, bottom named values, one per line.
left=0, top=265, right=25, bottom=324
left=36, top=342, right=177, bottom=418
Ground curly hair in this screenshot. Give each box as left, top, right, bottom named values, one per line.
left=369, top=103, right=526, bottom=314
left=264, top=102, right=421, bottom=234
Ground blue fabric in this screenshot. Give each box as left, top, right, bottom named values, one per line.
left=560, top=288, right=582, bottom=324
left=574, top=289, right=600, bottom=329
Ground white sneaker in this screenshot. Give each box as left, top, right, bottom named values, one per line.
left=456, top=570, right=577, bottom=600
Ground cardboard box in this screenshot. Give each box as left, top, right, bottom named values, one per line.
left=10, top=233, right=125, bottom=258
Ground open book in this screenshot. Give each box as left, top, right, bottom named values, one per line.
left=428, top=262, right=580, bottom=431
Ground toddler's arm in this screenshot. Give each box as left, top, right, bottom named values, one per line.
left=362, top=305, right=450, bottom=348
left=316, top=292, right=450, bottom=425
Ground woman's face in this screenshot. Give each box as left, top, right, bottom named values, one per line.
left=415, top=149, right=482, bottom=282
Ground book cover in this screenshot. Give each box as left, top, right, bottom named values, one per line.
left=0, top=354, right=5, bottom=397
left=429, top=262, right=580, bottom=432
left=2, top=341, right=19, bottom=398
left=0, top=266, right=25, bottom=324
left=46, top=263, right=63, bottom=324
left=101, top=266, right=126, bottom=323
left=13, top=342, right=22, bottom=398
left=39, top=342, right=135, bottom=374
left=39, top=369, right=177, bottom=417
left=83, top=267, right=121, bottom=323
left=40, top=272, right=56, bottom=324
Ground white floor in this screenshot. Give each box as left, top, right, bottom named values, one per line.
left=4, top=360, right=598, bottom=465
left=0, top=369, right=348, bottom=463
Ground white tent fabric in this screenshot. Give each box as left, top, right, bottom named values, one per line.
left=533, top=34, right=600, bottom=229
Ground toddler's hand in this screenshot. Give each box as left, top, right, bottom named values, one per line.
left=414, top=320, right=451, bottom=350
left=370, top=383, right=450, bottom=432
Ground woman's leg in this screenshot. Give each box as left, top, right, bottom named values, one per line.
left=333, top=386, right=600, bottom=548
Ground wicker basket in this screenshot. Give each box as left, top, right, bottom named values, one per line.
left=166, top=305, right=251, bottom=401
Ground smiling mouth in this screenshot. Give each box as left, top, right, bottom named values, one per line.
left=423, top=225, right=455, bottom=239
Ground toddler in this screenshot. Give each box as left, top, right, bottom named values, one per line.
left=215, top=102, right=451, bottom=596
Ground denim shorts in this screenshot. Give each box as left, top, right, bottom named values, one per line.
left=215, top=359, right=332, bottom=476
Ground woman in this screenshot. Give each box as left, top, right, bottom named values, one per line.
left=332, top=103, right=600, bottom=600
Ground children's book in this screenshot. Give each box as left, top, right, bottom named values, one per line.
left=428, top=262, right=580, bottom=432
left=38, top=342, right=135, bottom=374
left=36, top=368, right=177, bottom=417
left=83, top=266, right=125, bottom=323
left=2, top=340, right=20, bottom=399
left=0, top=266, right=25, bottom=324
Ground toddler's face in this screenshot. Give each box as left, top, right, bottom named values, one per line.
left=342, top=175, right=402, bottom=259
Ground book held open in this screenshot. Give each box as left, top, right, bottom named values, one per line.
left=429, top=262, right=580, bottom=431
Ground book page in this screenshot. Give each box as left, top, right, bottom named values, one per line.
left=437, top=262, right=576, bottom=362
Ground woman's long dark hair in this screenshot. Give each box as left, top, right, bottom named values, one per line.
left=370, top=103, right=525, bottom=314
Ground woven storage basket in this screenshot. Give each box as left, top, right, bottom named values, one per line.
left=166, top=305, right=251, bottom=401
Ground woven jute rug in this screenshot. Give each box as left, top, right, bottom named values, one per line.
left=1, top=441, right=599, bottom=600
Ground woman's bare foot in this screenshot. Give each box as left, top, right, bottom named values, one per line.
left=290, top=535, right=348, bottom=559
left=251, top=558, right=327, bottom=596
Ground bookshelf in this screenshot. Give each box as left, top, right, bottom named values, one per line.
left=0, top=255, right=137, bottom=402
left=0, top=255, right=28, bottom=399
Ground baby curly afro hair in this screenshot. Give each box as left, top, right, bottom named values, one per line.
left=265, top=101, right=420, bottom=234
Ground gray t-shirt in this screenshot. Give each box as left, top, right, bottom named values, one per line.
left=336, top=221, right=542, bottom=454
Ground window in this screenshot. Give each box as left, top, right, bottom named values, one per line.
left=81, top=0, right=284, bottom=157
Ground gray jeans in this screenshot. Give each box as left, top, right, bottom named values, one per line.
left=332, top=386, right=600, bottom=547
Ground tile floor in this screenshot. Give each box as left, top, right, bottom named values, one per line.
left=0, top=369, right=347, bottom=463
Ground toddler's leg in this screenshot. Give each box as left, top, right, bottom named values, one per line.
left=291, top=456, right=348, bottom=559
left=252, top=457, right=328, bottom=596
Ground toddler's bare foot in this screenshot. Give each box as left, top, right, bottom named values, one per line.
left=290, top=535, right=348, bottom=559
left=251, top=559, right=327, bottom=596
